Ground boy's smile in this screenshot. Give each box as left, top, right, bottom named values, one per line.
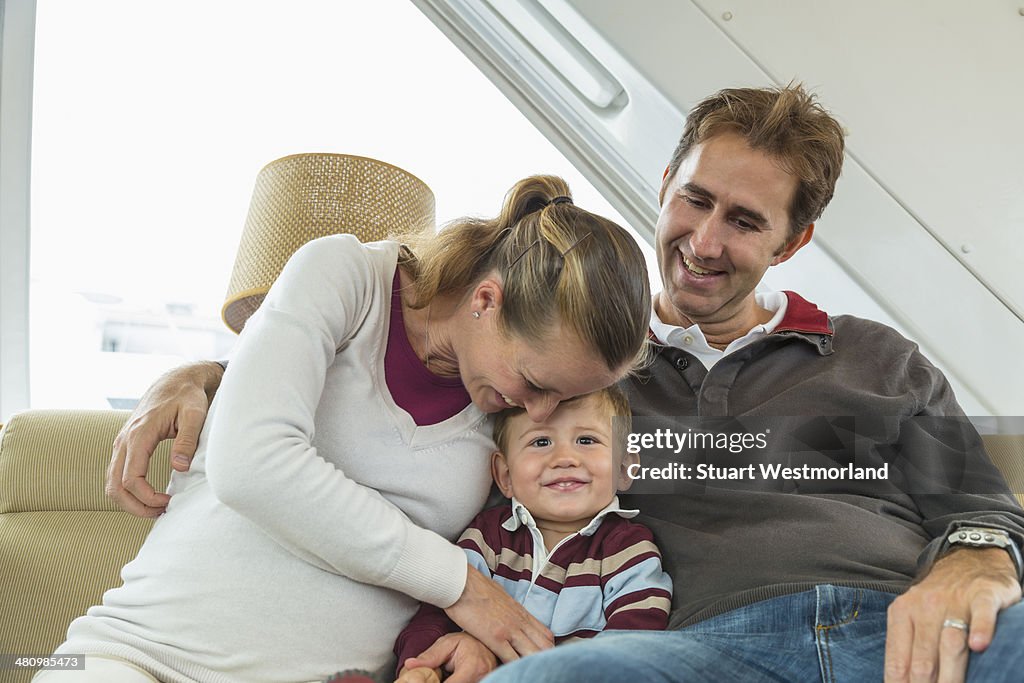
left=492, top=394, right=633, bottom=543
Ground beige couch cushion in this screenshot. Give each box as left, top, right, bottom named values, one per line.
left=0, top=410, right=170, bottom=683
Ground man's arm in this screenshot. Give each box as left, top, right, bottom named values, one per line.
left=105, top=360, right=223, bottom=517
left=885, top=547, right=1020, bottom=682
left=882, top=351, right=1024, bottom=682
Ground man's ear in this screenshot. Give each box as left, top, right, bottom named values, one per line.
left=771, top=223, right=815, bottom=266
left=491, top=451, right=515, bottom=498
left=658, top=165, right=672, bottom=205
left=616, top=451, right=639, bottom=492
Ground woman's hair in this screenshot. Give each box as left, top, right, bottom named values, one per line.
left=396, top=175, right=651, bottom=373
left=661, top=83, right=846, bottom=237
left=492, top=383, right=633, bottom=456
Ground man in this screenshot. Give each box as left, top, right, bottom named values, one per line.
left=109, top=85, right=1024, bottom=682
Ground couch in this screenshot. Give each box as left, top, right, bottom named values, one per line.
left=0, top=410, right=170, bottom=683
left=1, top=409, right=1021, bottom=683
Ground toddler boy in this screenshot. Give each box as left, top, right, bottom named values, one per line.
left=394, top=385, right=672, bottom=682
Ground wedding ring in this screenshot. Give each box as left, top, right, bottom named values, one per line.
left=942, top=617, right=969, bottom=632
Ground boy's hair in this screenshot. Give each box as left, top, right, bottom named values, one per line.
left=661, top=83, right=846, bottom=237
left=492, top=384, right=632, bottom=455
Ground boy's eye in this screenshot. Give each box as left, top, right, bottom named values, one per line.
left=530, top=437, right=552, bottom=448
left=577, top=436, right=597, bottom=445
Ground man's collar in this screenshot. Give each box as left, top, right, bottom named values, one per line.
left=773, top=291, right=832, bottom=335
left=502, top=496, right=638, bottom=536
left=648, top=290, right=832, bottom=346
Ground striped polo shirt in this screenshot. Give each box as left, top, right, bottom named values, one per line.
left=395, top=497, right=672, bottom=666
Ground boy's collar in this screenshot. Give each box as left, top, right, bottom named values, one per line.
left=502, top=496, right=638, bottom=537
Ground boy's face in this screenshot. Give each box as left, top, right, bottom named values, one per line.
left=491, top=394, right=635, bottom=534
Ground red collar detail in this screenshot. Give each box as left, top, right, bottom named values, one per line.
left=774, top=291, right=832, bottom=335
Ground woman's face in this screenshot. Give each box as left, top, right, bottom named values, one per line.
left=456, top=316, right=627, bottom=422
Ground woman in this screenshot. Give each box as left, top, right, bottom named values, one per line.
left=43, top=176, right=651, bottom=682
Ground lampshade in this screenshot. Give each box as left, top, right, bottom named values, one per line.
left=221, top=153, right=435, bottom=333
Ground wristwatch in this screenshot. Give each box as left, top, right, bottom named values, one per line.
left=945, top=526, right=1023, bottom=579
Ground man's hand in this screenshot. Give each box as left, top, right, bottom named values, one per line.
left=403, top=632, right=499, bottom=683
left=106, top=361, right=224, bottom=517
left=444, top=566, right=553, bottom=663
left=885, top=547, right=1022, bottom=683
left=394, top=665, right=443, bottom=683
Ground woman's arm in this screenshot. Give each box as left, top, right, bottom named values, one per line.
left=204, top=235, right=469, bottom=607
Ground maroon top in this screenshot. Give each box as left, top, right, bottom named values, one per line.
left=384, top=271, right=471, bottom=426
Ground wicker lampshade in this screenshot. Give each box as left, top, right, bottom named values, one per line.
left=222, top=153, right=435, bottom=333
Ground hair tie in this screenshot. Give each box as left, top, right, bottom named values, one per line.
left=550, top=195, right=573, bottom=206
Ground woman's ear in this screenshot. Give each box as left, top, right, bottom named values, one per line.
left=491, top=451, right=515, bottom=498
left=470, top=277, right=504, bottom=318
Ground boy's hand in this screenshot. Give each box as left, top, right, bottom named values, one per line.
left=404, top=633, right=498, bottom=683
left=395, top=665, right=442, bottom=683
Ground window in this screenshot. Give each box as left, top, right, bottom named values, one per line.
left=30, top=0, right=657, bottom=409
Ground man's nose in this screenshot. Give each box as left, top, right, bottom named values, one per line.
left=690, top=215, right=725, bottom=261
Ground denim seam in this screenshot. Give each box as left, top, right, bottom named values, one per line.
left=815, top=589, right=863, bottom=683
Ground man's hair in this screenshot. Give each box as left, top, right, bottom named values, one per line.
left=492, top=384, right=632, bottom=455
left=661, top=83, right=846, bottom=236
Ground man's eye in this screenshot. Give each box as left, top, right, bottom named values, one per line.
left=683, top=195, right=708, bottom=209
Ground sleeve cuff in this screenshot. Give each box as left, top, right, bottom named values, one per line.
left=384, top=524, right=468, bottom=608
left=921, top=520, right=1024, bottom=584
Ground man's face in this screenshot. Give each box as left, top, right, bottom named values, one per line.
left=655, top=132, right=807, bottom=328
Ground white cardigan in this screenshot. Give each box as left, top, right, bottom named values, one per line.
left=58, top=236, right=496, bottom=682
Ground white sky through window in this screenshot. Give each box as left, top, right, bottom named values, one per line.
left=30, top=0, right=658, bottom=408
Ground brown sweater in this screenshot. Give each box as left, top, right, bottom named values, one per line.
left=621, top=292, right=1024, bottom=628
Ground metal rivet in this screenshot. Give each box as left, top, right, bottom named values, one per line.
left=675, top=357, right=688, bottom=371
left=960, top=243, right=973, bottom=254
left=722, top=11, right=733, bottom=21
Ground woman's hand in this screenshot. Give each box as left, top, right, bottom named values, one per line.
left=106, top=361, right=223, bottom=516
left=444, top=565, right=553, bottom=662
left=403, top=632, right=499, bottom=683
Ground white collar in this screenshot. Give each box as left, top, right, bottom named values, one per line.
left=501, top=495, right=638, bottom=537
left=648, top=290, right=788, bottom=369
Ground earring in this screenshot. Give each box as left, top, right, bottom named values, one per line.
left=472, top=311, right=481, bottom=319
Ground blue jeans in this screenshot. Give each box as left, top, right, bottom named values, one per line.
left=483, top=585, right=1024, bottom=682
